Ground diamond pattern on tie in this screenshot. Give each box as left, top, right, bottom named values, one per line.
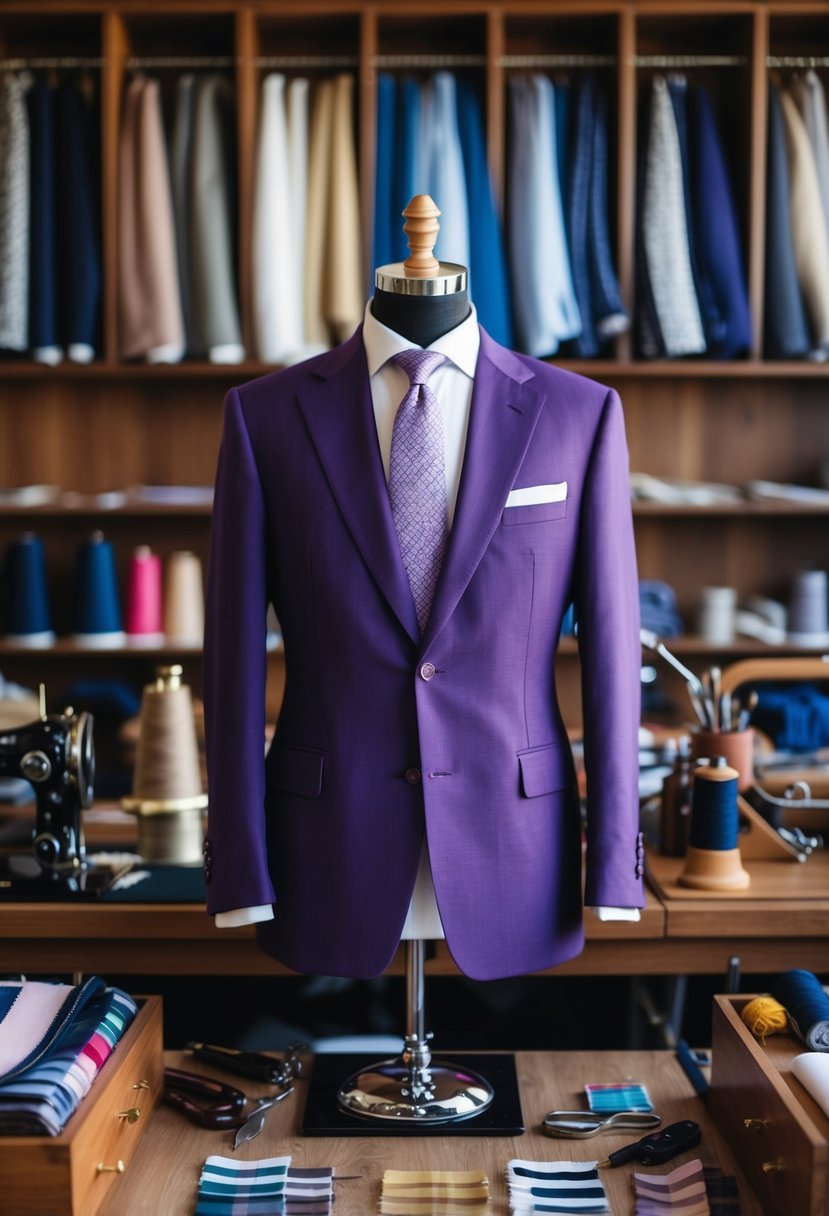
left=388, top=349, right=449, bottom=634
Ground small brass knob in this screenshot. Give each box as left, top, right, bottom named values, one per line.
left=96, top=1160, right=125, bottom=1174
left=743, top=1117, right=769, bottom=1130
left=762, top=1159, right=785, bottom=1174
left=117, top=1106, right=141, bottom=1124
left=133, top=1080, right=150, bottom=1091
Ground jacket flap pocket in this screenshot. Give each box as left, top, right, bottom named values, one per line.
left=502, top=500, right=568, bottom=526
left=268, top=745, right=325, bottom=799
left=518, top=742, right=575, bottom=798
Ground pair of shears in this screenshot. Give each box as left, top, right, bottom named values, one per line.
left=163, top=1068, right=248, bottom=1128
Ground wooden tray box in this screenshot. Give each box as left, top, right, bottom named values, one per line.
left=709, top=994, right=829, bottom=1216
left=1, top=994, right=164, bottom=1216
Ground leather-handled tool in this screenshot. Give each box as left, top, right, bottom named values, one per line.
left=163, top=1068, right=247, bottom=1128
left=186, top=1041, right=306, bottom=1086
left=598, top=1119, right=701, bottom=1168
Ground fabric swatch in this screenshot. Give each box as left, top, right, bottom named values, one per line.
left=585, top=1081, right=653, bottom=1113
left=195, top=1155, right=290, bottom=1215
left=381, top=1168, right=489, bottom=1214
left=632, top=1158, right=710, bottom=1215
left=507, top=1159, right=609, bottom=1213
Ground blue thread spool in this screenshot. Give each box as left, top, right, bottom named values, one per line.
left=678, top=757, right=750, bottom=890
left=770, top=969, right=829, bottom=1050
left=71, top=531, right=125, bottom=647
left=2, top=533, right=55, bottom=647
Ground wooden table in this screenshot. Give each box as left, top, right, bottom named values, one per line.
left=97, top=1048, right=763, bottom=1216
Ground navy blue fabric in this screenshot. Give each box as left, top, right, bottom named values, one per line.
left=392, top=78, right=422, bottom=263
left=751, top=683, right=829, bottom=751
left=566, top=74, right=599, bottom=356
left=372, top=74, right=396, bottom=275
left=56, top=78, right=102, bottom=353
left=554, top=79, right=570, bottom=233
left=455, top=77, right=512, bottom=346
left=587, top=79, right=627, bottom=336
left=764, top=83, right=810, bottom=358
left=689, top=84, right=752, bottom=358
left=27, top=77, right=58, bottom=352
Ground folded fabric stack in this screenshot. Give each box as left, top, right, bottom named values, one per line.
left=507, top=1159, right=609, bottom=1214
left=194, top=1157, right=334, bottom=1216
left=0, top=976, right=137, bottom=1136
left=633, top=1158, right=710, bottom=1215
left=380, top=1168, right=490, bottom=1215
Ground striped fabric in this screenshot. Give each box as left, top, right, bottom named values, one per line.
left=585, top=1082, right=653, bottom=1113
left=380, top=1168, right=489, bottom=1215
left=633, top=1158, right=709, bottom=1215
left=195, top=1159, right=334, bottom=1216
left=507, top=1160, right=609, bottom=1214
left=0, top=985, right=137, bottom=1135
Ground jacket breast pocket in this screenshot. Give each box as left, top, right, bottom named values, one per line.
left=501, top=500, right=568, bottom=526
left=267, top=744, right=325, bottom=799
left=517, top=742, right=576, bottom=798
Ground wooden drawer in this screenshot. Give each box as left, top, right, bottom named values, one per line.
left=1, top=995, right=164, bottom=1216
left=710, top=994, right=829, bottom=1216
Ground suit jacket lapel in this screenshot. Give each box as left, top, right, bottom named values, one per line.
left=298, top=327, right=420, bottom=643
left=422, top=328, right=547, bottom=652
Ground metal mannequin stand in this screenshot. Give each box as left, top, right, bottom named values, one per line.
left=337, top=939, right=495, bottom=1124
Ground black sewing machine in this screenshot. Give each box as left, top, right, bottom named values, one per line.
left=0, top=701, right=120, bottom=898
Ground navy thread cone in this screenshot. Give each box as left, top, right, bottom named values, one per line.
left=71, top=532, right=125, bottom=646
left=2, top=533, right=55, bottom=646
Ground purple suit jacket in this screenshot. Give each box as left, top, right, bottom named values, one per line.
left=203, top=325, right=644, bottom=980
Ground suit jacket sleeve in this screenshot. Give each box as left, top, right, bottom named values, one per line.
left=576, top=387, right=645, bottom=908
left=203, top=387, right=276, bottom=915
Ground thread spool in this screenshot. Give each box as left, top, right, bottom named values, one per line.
left=788, top=568, right=829, bottom=647
left=740, top=996, right=789, bottom=1044
left=164, top=551, right=204, bottom=646
left=2, top=533, right=55, bottom=647
left=770, top=969, right=829, bottom=1050
left=697, top=585, right=737, bottom=645
left=71, top=531, right=125, bottom=647
left=691, top=728, right=755, bottom=791
left=121, top=665, right=207, bottom=865
left=125, top=546, right=163, bottom=646
left=678, top=757, right=750, bottom=890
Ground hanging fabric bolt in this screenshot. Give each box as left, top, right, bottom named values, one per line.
left=678, top=757, right=750, bottom=890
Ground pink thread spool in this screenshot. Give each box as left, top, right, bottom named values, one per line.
left=126, top=546, right=163, bottom=646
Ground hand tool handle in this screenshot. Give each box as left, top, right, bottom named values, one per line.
left=602, top=1120, right=701, bottom=1168
left=187, top=1043, right=285, bottom=1083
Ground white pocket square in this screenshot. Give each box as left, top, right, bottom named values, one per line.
left=504, top=481, right=568, bottom=508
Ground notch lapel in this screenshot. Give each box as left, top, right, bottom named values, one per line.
left=421, top=329, right=547, bottom=652
left=298, top=328, right=420, bottom=643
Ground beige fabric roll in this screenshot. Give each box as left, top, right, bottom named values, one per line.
left=304, top=78, right=335, bottom=347
left=779, top=88, right=829, bottom=349
left=118, top=76, right=185, bottom=362
left=324, top=73, right=363, bottom=343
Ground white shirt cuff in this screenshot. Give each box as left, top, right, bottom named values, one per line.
left=214, top=904, right=274, bottom=928
left=590, top=906, right=642, bottom=922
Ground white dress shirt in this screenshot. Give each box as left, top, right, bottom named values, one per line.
left=214, top=301, right=638, bottom=928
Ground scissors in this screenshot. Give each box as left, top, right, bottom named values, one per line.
left=163, top=1068, right=248, bottom=1128
left=542, top=1109, right=662, bottom=1138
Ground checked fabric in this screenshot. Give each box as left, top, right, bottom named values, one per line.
left=388, top=348, right=449, bottom=634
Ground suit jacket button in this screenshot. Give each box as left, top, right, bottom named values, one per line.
left=419, top=662, right=436, bottom=681
left=404, top=768, right=422, bottom=785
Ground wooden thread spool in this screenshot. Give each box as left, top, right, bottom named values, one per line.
left=678, top=757, right=750, bottom=891
left=121, top=665, right=207, bottom=865
left=402, top=195, right=441, bottom=278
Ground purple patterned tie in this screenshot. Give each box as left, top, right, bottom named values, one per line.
left=388, top=349, right=449, bottom=634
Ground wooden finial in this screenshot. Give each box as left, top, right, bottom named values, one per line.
left=402, top=195, right=441, bottom=278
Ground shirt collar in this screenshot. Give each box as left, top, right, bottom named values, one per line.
left=363, top=298, right=480, bottom=379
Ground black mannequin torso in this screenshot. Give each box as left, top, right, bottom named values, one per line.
left=371, top=287, right=471, bottom=348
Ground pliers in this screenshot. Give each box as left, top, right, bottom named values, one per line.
left=163, top=1067, right=248, bottom=1128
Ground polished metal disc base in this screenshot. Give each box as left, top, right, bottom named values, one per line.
left=337, top=1057, right=494, bottom=1124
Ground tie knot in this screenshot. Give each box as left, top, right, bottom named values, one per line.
left=392, top=348, right=448, bottom=386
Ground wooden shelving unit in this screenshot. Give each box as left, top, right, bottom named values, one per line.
left=0, top=0, right=827, bottom=730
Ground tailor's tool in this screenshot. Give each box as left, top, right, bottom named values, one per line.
left=597, top=1119, right=701, bottom=1168
left=543, top=1109, right=662, bottom=1138
left=231, top=1086, right=296, bottom=1150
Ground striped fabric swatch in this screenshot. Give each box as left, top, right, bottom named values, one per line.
left=585, top=1082, right=653, bottom=1113
left=0, top=986, right=137, bottom=1135
left=380, top=1168, right=490, bottom=1215
left=703, top=1166, right=740, bottom=1216
left=633, top=1157, right=709, bottom=1215
left=507, top=1159, right=609, bottom=1214
left=195, top=1159, right=335, bottom=1216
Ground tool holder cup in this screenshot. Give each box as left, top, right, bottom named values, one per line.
left=121, top=665, right=207, bottom=865
left=678, top=757, right=751, bottom=891
left=691, top=728, right=755, bottom=791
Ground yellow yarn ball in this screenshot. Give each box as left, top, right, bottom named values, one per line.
left=741, top=995, right=788, bottom=1043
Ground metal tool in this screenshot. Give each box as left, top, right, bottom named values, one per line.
left=163, top=1068, right=247, bottom=1128
left=187, top=1040, right=306, bottom=1086
left=231, top=1085, right=295, bottom=1149
left=597, top=1119, right=701, bottom=1168
left=542, top=1109, right=662, bottom=1138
